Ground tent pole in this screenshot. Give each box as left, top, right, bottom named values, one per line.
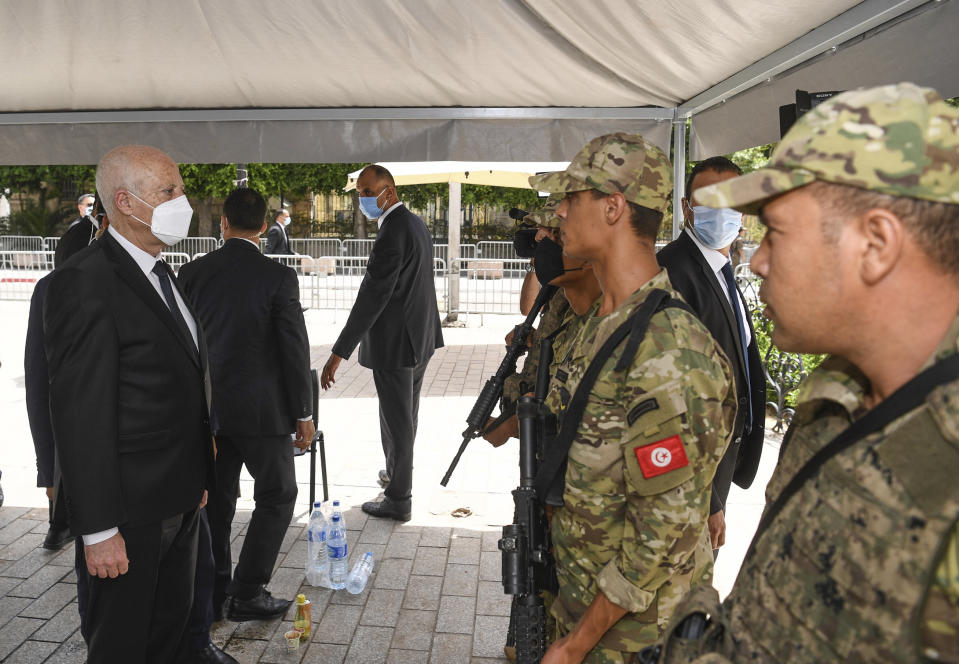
left=445, top=181, right=461, bottom=322
left=671, top=117, right=686, bottom=240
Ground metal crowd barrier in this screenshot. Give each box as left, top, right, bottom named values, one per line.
left=433, top=243, right=477, bottom=266
left=44, top=236, right=60, bottom=252
left=0, top=250, right=55, bottom=300
left=452, top=257, right=531, bottom=317
left=290, top=238, right=343, bottom=258
left=172, top=237, right=218, bottom=256
left=342, top=239, right=376, bottom=257
left=476, top=240, right=519, bottom=261
left=0, top=235, right=44, bottom=252
left=160, top=252, right=193, bottom=273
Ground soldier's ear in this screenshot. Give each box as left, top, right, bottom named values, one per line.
left=605, top=191, right=629, bottom=227
left=856, top=207, right=905, bottom=286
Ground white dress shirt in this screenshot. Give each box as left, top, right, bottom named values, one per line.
left=684, top=227, right=752, bottom=347
left=84, top=228, right=200, bottom=546
left=377, top=201, right=403, bottom=228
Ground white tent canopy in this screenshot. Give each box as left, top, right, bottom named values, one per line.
left=343, top=162, right=569, bottom=191
left=2, top=0, right=957, bottom=170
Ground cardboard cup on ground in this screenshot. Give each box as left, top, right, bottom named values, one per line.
left=285, top=630, right=301, bottom=653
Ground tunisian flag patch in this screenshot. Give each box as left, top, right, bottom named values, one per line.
left=634, top=435, right=689, bottom=479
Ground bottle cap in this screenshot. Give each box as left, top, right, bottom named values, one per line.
left=313, top=501, right=322, bottom=508
left=296, top=593, right=306, bottom=603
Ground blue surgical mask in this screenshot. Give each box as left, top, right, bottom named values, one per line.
left=691, top=206, right=742, bottom=250
left=358, top=188, right=388, bottom=220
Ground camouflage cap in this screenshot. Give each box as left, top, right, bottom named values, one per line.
left=528, top=132, right=673, bottom=212
left=525, top=194, right=563, bottom=228
left=697, top=83, right=959, bottom=214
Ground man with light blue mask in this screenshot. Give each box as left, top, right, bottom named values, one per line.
left=657, top=155, right=766, bottom=559
left=321, top=164, right=443, bottom=521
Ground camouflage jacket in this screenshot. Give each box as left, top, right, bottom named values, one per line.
left=721, top=314, right=959, bottom=663
left=503, top=288, right=571, bottom=410
left=545, top=269, right=736, bottom=655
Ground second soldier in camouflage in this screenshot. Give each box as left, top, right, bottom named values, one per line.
left=530, top=133, right=736, bottom=663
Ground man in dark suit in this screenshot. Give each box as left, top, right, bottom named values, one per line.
left=54, top=193, right=97, bottom=267
left=264, top=209, right=293, bottom=255
left=321, top=164, right=443, bottom=521
left=179, top=188, right=313, bottom=622
left=44, top=145, right=214, bottom=663
left=657, top=156, right=766, bottom=556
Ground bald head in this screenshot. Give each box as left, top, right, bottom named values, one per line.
left=96, top=145, right=178, bottom=220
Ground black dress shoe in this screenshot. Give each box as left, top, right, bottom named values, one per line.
left=42, top=525, right=75, bottom=550
left=362, top=497, right=411, bottom=522
left=226, top=589, right=292, bottom=622
left=190, top=642, right=238, bottom=664
left=377, top=469, right=390, bottom=488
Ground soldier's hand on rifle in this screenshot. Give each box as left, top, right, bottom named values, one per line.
left=504, top=326, right=534, bottom=352
left=482, top=415, right=519, bottom=447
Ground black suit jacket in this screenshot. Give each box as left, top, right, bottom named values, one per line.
left=658, top=232, right=766, bottom=513
left=55, top=216, right=96, bottom=267
left=44, top=231, right=214, bottom=535
left=24, top=273, right=55, bottom=487
left=332, top=205, right=443, bottom=369
left=178, top=238, right=312, bottom=436
left=264, top=222, right=292, bottom=255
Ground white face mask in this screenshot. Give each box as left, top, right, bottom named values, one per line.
left=281, top=215, right=291, bottom=227
left=127, top=191, right=193, bottom=246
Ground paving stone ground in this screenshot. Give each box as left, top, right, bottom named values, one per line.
left=0, top=304, right=779, bottom=662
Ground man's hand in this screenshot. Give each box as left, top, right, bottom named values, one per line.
left=294, top=419, right=316, bottom=450
left=321, top=353, right=343, bottom=390
left=85, top=532, right=129, bottom=579
left=199, top=489, right=208, bottom=510
left=45, top=487, right=54, bottom=501
left=482, top=416, right=519, bottom=448
left=708, top=509, right=726, bottom=549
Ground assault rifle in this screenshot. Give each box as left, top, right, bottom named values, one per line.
left=499, top=332, right=557, bottom=663
left=440, top=284, right=557, bottom=486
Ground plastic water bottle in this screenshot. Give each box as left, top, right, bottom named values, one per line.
left=346, top=551, right=374, bottom=594
left=327, top=513, right=348, bottom=590
left=306, top=502, right=330, bottom=587
left=332, top=500, right=345, bottom=531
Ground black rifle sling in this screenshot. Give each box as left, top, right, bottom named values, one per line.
left=745, top=352, right=959, bottom=561
left=534, top=289, right=692, bottom=501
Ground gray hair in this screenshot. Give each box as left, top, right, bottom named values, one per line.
left=77, top=193, right=95, bottom=205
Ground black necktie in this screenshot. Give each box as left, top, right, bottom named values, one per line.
left=721, top=261, right=753, bottom=426
left=152, top=261, right=197, bottom=353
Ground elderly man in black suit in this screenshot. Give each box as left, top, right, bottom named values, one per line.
left=321, top=164, right=443, bottom=521
left=44, top=145, right=214, bottom=663
left=657, top=156, right=766, bottom=557
left=264, top=209, right=293, bottom=255
left=179, top=188, right=313, bottom=622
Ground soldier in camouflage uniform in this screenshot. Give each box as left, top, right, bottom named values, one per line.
left=655, top=83, right=959, bottom=663
left=528, top=133, right=736, bottom=663
left=490, top=196, right=573, bottom=447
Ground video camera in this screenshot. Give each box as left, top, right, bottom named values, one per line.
left=510, top=207, right=539, bottom=258
left=779, top=89, right=844, bottom=138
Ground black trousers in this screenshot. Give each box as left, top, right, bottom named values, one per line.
left=83, top=508, right=200, bottom=664
left=208, top=434, right=297, bottom=602
left=76, top=508, right=216, bottom=654
left=372, top=355, right=431, bottom=503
